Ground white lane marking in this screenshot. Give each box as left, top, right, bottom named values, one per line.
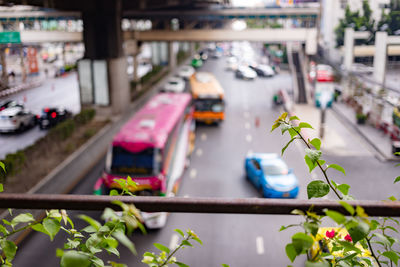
left=190, top=169, right=197, bottom=179
left=196, top=148, right=203, bottom=157
left=201, top=133, right=207, bottom=141
left=244, top=111, right=250, bottom=118
left=256, top=237, right=264, bottom=255
left=246, top=134, right=252, bottom=142
left=169, top=234, right=180, bottom=250
left=245, top=122, right=251, bottom=129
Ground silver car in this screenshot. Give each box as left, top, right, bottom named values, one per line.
left=0, top=106, right=36, bottom=133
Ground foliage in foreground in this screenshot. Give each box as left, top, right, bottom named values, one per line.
left=272, top=112, right=400, bottom=267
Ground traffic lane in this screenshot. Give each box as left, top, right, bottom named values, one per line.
left=0, top=73, right=80, bottom=158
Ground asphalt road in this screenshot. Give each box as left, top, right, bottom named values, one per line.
left=0, top=73, right=80, bottom=158
left=13, top=56, right=400, bottom=266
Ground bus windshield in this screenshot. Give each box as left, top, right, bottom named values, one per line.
left=110, top=147, right=156, bottom=176
left=194, top=98, right=224, bottom=112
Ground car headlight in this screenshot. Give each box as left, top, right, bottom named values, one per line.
left=211, top=104, right=223, bottom=112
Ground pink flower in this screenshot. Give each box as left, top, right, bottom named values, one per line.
left=344, top=234, right=352, bottom=242
left=326, top=230, right=335, bottom=238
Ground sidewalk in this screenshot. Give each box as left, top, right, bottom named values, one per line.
left=286, top=101, right=399, bottom=161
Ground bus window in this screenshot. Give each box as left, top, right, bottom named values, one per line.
left=111, top=147, right=158, bottom=176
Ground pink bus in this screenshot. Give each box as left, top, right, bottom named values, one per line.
left=94, top=92, right=194, bottom=228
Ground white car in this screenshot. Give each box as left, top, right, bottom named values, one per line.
left=0, top=106, right=36, bottom=133
left=250, top=64, right=275, bottom=77
left=162, top=77, right=186, bottom=93
left=235, top=66, right=257, bottom=80
left=177, top=65, right=195, bottom=80
left=226, top=57, right=238, bottom=71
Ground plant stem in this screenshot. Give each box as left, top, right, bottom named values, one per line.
left=366, top=237, right=382, bottom=267
left=5, top=220, right=41, bottom=238
left=287, top=121, right=342, bottom=200
left=160, top=235, right=191, bottom=267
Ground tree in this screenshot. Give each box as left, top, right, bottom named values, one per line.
left=377, top=0, right=400, bottom=35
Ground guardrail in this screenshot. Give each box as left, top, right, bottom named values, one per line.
left=1, top=194, right=400, bottom=217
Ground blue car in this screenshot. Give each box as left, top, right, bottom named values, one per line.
left=245, top=153, right=299, bottom=198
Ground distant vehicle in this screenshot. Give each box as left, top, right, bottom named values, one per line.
left=191, top=55, right=203, bottom=69
left=245, top=153, right=299, bottom=198
left=209, top=50, right=222, bottom=59
left=226, top=57, right=238, bottom=71
left=37, top=107, right=72, bottom=129
left=162, top=77, right=186, bottom=93
left=341, top=63, right=373, bottom=74
left=177, top=65, right=195, bottom=80
left=189, top=72, right=225, bottom=124
left=199, top=50, right=208, bottom=61
left=309, top=227, right=378, bottom=266
left=249, top=64, right=275, bottom=77
left=94, top=93, right=195, bottom=229
left=0, top=100, right=24, bottom=111
left=0, top=106, right=36, bottom=133
left=235, top=66, right=257, bottom=80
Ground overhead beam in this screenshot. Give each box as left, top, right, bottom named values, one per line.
left=125, top=28, right=317, bottom=42
left=20, top=30, right=82, bottom=43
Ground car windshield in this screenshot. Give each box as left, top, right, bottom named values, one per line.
left=168, top=81, right=179, bottom=85
left=111, top=147, right=156, bottom=176
left=262, top=161, right=288, bottom=176
left=194, top=98, right=224, bottom=112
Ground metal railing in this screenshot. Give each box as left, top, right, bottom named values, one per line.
left=1, top=194, right=400, bottom=217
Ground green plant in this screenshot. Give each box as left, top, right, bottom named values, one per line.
left=50, top=119, right=76, bottom=141
left=0, top=151, right=25, bottom=180
left=272, top=112, right=400, bottom=267
left=84, top=128, right=97, bottom=139
left=74, top=109, right=96, bottom=126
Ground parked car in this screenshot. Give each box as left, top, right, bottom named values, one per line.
left=235, top=66, right=257, bottom=80
left=0, top=106, right=36, bottom=133
left=0, top=100, right=24, bottom=111
left=37, top=107, right=72, bottom=129
left=191, top=55, right=203, bottom=68
left=226, top=57, right=238, bottom=71
left=161, top=77, right=185, bottom=93
left=245, top=153, right=299, bottom=198
left=199, top=50, right=208, bottom=61
left=177, top=65, right=195, bottom=80
left=249, top=64, right=275, bottom=77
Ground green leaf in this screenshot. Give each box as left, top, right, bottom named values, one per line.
left=305, top=148, right=322, bottom=162
left=303, top=222, right=319, bottom=236
left=90, top=257, right=105, bottom=267
left=192, top=236, right=203, bottom=245
left=374, top=233, right=391, bottom=246
left=280, top=112, right=288, bottom=121
left=0, top=161, right=5, bottom=172
left=336, top=240, right=362, bottom=254
left=182, top=240, right=193, bottom=247
left=43, top=218, right=61, bottom=241
left=325, top=210, right=346, bottom=224
left=356, top=206, right=368, bottom=218
left=60, top=251, right=91, bottom=267
left=327, top=164, right=346, bottom=175
left=112, top=230, right=136, bottom=255
left=285, top=243, right=297, bottom=262
left=280, top=224, right=299, bottom=231
left=0, top=224, right=8, bottom=235
left=394, top=176, right=400, bottom=183
left=0, top=240, right=17, bottom=261
left=289, top=116, right=299, bottom=121
left=299, top=122, right=314, bottom=129
left=388, top=196, right=397, bottom=201
left=346, top=220, right=370, bottom=244
left=281, top=124, right=291, bottom=135
left=307, top=180, right=330, bottom=199
left=310, top=138, right=321, bottom=150
left=291, top=209, right=305, bottom=216
left=382, top=251, right=399, bottom=265
left=288, top=128, right=298, bottom=139
left=291, top=232, right=314, bottom=254
left=304, top=155, right=317, bottom=172
left=109, top=190, right=119, bottom=196
left=305, top=260, right=330, bottom=267
left=176, top=262, right=190, bottom=267
left=337, top=184, right=350, bottom=195
left=31, top=223, right=49, bottom=236
left=11, top=213, right=35, bottom=228
left=174, top=229, right=185, bottom=237
left=339, top=201, right=355, bottom=215
left=153, top=243, right=170, bottom=254
left=282, top=137, right=296, bottom=156
left=78, top=215, right=101, bottom=231
left=271, top=122, right=280, bottom=132
left=0, top=184, right=3, bottom=193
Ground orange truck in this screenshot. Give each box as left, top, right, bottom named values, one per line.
left=189, top=72, right=225, bottom=124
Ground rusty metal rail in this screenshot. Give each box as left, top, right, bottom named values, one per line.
left=0, top=194, right=400, bottom=216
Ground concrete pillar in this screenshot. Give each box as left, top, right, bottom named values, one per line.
left=160, top=42, right=168, bottom=65
left=133, top=54, right=139, bottom=82
left=168, top=42, right=176, bottom=69
left=344, top=28, right=354, bottom=71
left=151, top=42, right=160, bottom=66
left=373, top=31, right=388, bottom=87
left=0, top=47, right=8, bottom=88
left=80, top=0, right=130, bottom=115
